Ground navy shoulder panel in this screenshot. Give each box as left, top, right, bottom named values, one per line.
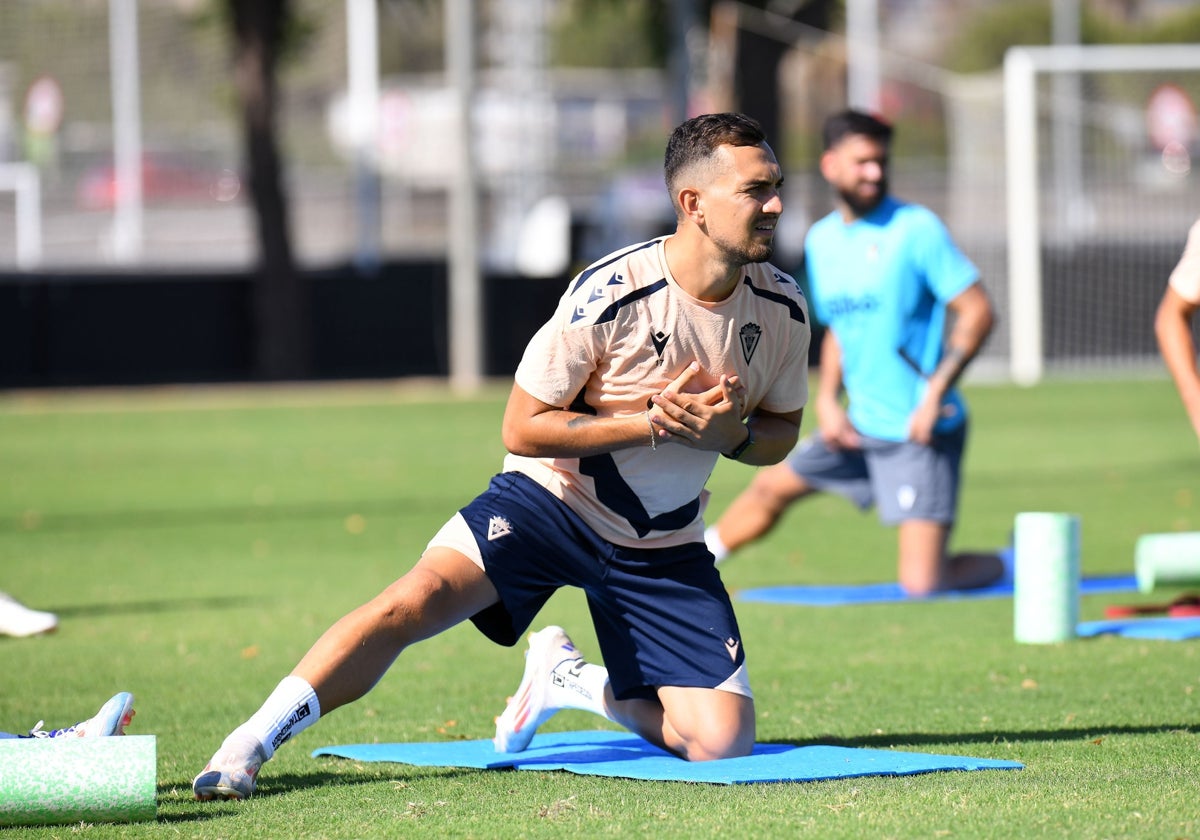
left=590, top=278, right=669, bottom=326
left=570, top=239, right=660, bottom=295
left=743, top=274, right=806, bottom=323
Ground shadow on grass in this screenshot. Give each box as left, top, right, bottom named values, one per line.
left=150, top=721, right=1198, bottom=818
left=154, top=766, right=486, bottom=822
left=44, top=595, right=261, bottom=619
left=785, top=722, right=1197, bottom=749
left=4, top=495, right=446, bottom=535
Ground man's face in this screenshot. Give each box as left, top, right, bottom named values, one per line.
left=699, top=142, right=784, bottom=265
left=821, top=133, right=889, bottom=217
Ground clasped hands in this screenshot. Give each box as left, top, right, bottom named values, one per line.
left=647, top=361, right=748, bottom=452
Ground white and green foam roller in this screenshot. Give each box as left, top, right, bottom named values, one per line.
left=1013, top=512, right=1080, bottom=644
left=1135, top=532, right=1200, bottom=593
left=0, top=735, right=156, bottom=827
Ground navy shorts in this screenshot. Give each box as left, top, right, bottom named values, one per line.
left=452, top=472, right=748, bottom=702
left=786, top=423, right=967, bottom=526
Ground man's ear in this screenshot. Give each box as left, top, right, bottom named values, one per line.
left=678, top=187, right=703, bottom=224
left=818, top=149, right=837, bottom=181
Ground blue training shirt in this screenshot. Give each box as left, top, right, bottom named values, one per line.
left=804, top=195, right=978, bottom=442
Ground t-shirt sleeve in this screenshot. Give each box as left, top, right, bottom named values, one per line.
left=758, top=292, right=812, bottom=415
left=513, top=288, right=605, bottom=407
left=1168, top=218, right=1200, bottom=304
left=913, top=207, right=979, bottom=301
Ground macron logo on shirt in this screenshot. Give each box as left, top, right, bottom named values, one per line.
left=651, top=330, right=670, bottom=359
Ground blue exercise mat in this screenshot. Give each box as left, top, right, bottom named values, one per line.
left=312, top=730, right=1022, bottom=785
left=1078, top=616, right=1200, bottom=640
left=736, top=574, right=1139, bottom=607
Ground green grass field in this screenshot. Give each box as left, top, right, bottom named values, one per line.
left=1, top=376, right=1197, bottom=839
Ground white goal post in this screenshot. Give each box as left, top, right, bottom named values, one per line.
left=1004, top=44, right=1200, bottom=385
left=0, top=162, right=42, bottom=270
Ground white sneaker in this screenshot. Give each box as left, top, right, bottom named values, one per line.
left=493, top=625, right=584, bottom=753
left=0, top=592, right=58, bottom=637
left=193, top=732, right=268, bottom=801
left=25, top=692, right=136, bottom=738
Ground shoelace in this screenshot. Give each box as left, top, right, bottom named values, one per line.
left=25, top=720, right=83, bottom=738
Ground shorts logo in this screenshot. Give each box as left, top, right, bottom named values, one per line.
left=738, top=323, right=762, bottom=364
left=897, top=485, right=916, bottom=511
left=725, top=636, right=740, bottom=661
left=487, top=516, right=512, bottom=541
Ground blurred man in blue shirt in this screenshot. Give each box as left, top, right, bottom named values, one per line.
left=706, top=110, right=1004, bottom=596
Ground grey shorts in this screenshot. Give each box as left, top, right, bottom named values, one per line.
left=786, top=424, right=966, bottom=525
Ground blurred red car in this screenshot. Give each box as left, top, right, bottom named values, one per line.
left=75, top=153, right=240, bottom=210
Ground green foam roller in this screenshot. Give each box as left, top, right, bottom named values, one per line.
left=0, top=735, right=156, bottom=827
left=1136, top=532, right=1200, bottom=593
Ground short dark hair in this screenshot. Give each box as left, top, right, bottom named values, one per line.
left=821, top=109, right=893, bottom=151
left=664, top=112, right=768, bottom=203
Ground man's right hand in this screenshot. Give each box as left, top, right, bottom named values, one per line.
left=817, top=400, right=860, bottom=450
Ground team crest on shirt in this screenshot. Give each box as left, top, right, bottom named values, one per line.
left=738, top=323, right=762, bottom=364
left=487, top=516, right=512, bottom=541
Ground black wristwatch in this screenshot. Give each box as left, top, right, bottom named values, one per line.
left=724, top=425, right=754, bottom=461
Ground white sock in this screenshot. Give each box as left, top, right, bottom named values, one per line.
left=705, top=525, right=729, bottom=564
left=236, top=675, right=321, bottom=760
left=550, top=660, right=611, bottom=719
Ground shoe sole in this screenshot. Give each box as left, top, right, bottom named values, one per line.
left=193, top=767, right=257, bottom=801
left=0, top=619, right=58, bottom=637
left=90, top=692, right=135, bottom=737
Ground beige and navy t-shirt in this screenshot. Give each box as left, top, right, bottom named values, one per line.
left=505, top=236, right=811, bottom=549
left=1169, top=218, right=1200, bottom=304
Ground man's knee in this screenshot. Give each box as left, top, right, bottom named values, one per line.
left=897, top=568, right=939, bottom=598
left=666, top=691, right=756, bottom=761
left=680, top=726, right=755, bottom=761
left=747, top=464, right=810, bottom=514
left=370, top=558, right=492, bottom=639
left=896, top=520, right=951, bottom=596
